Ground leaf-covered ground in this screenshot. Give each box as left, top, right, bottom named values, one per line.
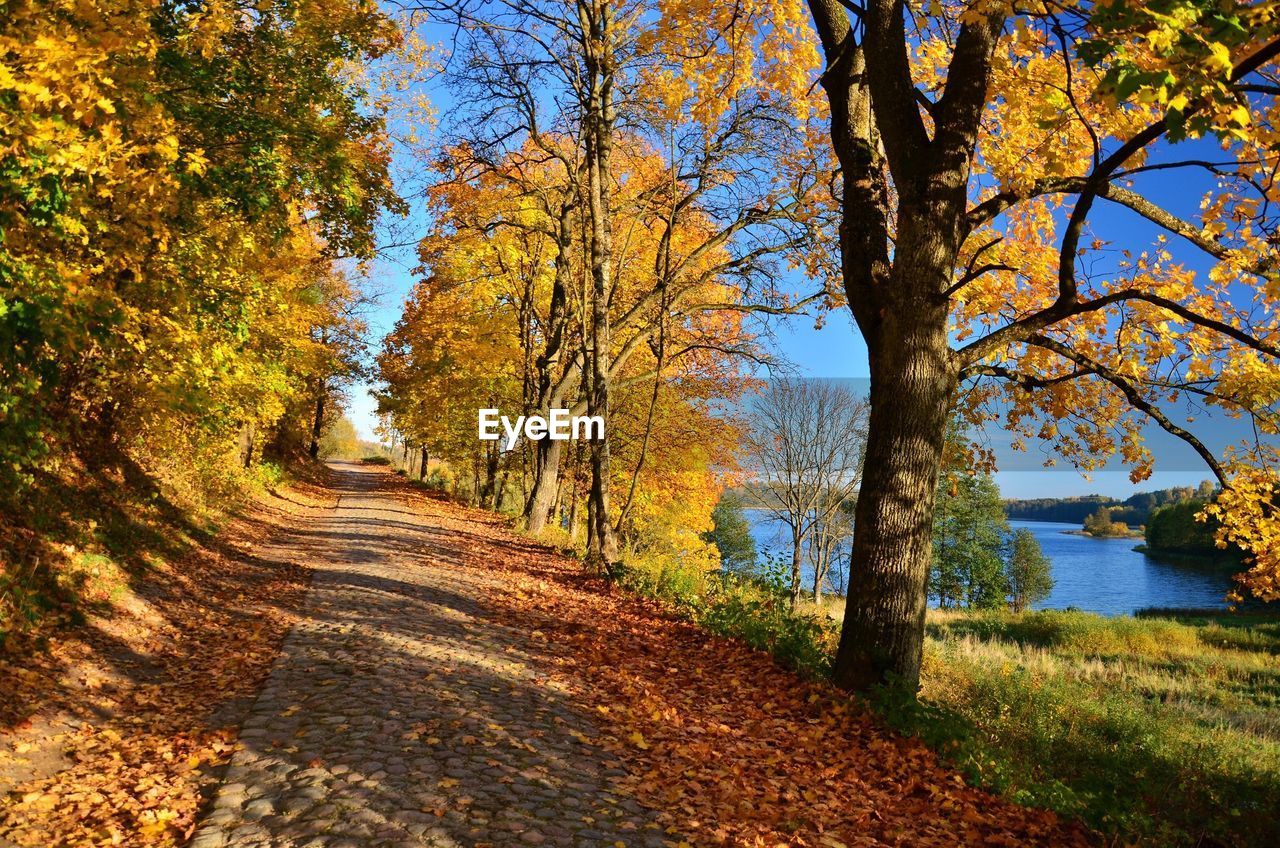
left=385, top=479, right=1097, bottom=847
left=0, top=478, right=329, bottom=846
left=3, top=466, right=1096, bottom=846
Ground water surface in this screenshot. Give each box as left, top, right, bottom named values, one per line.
left=743, top=511, right=1234, bottom=615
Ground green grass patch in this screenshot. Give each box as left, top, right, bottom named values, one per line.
left=900, top=608, right=1280, bottom=846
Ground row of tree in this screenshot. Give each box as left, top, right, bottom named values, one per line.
left=374, top=0, right=832, bottom=569
left=2, top=0, right=398, bottom=495
left=378, top=0, right=1280, bottom=694
left=1007, top=482, right=1218, bottom=526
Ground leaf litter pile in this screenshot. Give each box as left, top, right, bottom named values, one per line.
left=391, top=482, right=1097, bottom=848
left=0, top=482, right=328, bottom=846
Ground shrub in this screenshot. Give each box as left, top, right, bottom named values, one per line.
left=615, top=550, right=711, bottom=612
left=702, top=578, right=835, bottom=679
left=702, top=494, right=758, bottom=572
left=360, top=455, right=392, bottom=466
left=252, top=462, right=286, bottom=489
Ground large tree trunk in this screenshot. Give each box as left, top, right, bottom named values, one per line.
left=832, top=318, right=955, bottom=693
left=804, top=0, right=1002, bottom=696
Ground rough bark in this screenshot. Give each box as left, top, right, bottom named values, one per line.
left=805, top=0, right=1003, bottom=693
left=524, top=203, right=576, bottom=533
left=834, top=313, right=956, bottom=691
left=581, top=0, right=619, bottom=570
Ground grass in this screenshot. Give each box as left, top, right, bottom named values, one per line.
left=896, top=608, right=1280, bottom=846
left=578, top=539, right=1280, bottom=846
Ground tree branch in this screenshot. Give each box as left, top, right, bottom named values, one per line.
left=1024, top=335, right=1228, bottom=484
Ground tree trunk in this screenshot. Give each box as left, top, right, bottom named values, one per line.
left=419, top=446, right=428, bottom=481
left=566, top=438, right=583, bottom=541
left=585, top=485, right=598, bottom=554
left=482, top=446, right=499, bottom=509
left=789, top=526, right=804, bottom=609
left=832, top=321, right=956, bottom=693
left=523, top=203, right=575, bottom=533
left=242, top=421, right=256, bottom=469
left=813, top=546, right=825, bottom=607
left=496, top=465, right=510, bottom=511
left=803, top=0, right=1003, bottom=695
left=581, top=0, right=619, bottom=571
left=525, top=437, right=563, bottom=533
left=308, top=386, right=325, bottom=459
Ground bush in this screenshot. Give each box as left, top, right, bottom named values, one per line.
left=252, top=462, right=286, bottom=489
left=360, top=455, right=392, bottom=466
left=419, top=468, right=452, bottom=490
left=615, top=550, right=712, bottom=612
left=702, top=578, right=835, bottom=679
left=613, top=548, right=834, bottom=680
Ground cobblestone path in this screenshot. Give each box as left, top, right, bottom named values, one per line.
left=192, top=463, right=671, bottom=848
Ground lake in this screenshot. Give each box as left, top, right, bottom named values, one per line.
left=745, top=511, right=1234, bottom=616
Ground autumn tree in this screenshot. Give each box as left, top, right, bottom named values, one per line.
left=319, top=417, right=362, bottom=460
left=376, top=225, right=524, bottom=505
left=1082, top=506, right=1131, bottom=537
left=374, top=138, right=756, bottom=528
left=0, top=0, right=399, bottom=494
left=799, top=0, right=1280, bottom=691
left=411, top=0, right=829, bottom=569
